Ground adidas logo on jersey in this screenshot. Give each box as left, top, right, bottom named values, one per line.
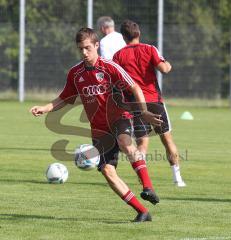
left=79, top=76, right=85, bottom=82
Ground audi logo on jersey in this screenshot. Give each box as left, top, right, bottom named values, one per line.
left=82, top=83, right=111, bottom=97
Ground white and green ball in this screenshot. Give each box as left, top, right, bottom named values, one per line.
left=46, top=163, right=68, bottom=183
left=75, top=144, right=100, bottom=170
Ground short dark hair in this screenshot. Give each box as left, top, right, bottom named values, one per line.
left=75, top=27, right=99, bottom=44
left=120, top=20, right=140, bottom=41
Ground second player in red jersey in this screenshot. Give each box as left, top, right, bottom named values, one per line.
left=114, top=43, right=165, bottom=103
left=113, top=20, right=186, bottom=187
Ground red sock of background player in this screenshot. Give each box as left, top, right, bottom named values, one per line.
left=131, top=160, right=154, bottom=190
left=121, top=190, right=148, bottom=213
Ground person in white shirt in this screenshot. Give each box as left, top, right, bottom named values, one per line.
left=97, top=16, right=126, bottom=60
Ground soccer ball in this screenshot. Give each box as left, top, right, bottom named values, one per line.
left=46, top=163, right=68, bottom=183
left=74, top=144, right=100, bottom=170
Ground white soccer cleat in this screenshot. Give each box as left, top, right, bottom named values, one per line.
left=174, top=181, right=186, bottom=187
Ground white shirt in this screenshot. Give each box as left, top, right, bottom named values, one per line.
left=100, top=31, right=126, bottom=60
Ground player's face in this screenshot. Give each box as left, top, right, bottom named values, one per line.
left=77, top=39, right=99, bottom=66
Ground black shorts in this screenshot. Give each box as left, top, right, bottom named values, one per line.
left=133, top=102, right=171, bottom=139
left=92, top=118, right=132, bottom=171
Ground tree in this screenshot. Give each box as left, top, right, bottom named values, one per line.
left=0, top=0, right=126, bottom=92
left=164, top=0, right=231, bottom=98
left=0, top=0, right=86, bottom=91
left=0, top=0, right=19, bottom=90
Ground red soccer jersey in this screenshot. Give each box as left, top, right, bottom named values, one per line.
left=113, top=43, right=165, bottom=103
left=59, top=57, right=134, bottom=137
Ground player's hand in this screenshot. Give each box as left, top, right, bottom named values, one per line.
left=142, top=111, right=163, bottom=127
left=30, top=106, right=47, bottom=116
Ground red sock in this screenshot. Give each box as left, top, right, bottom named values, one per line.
left=132, top=160, right=153, bottom=190
left=122, top=190, right=147, bottom=213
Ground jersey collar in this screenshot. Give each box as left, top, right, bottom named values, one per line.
left=84, top=57, right=100, bottom=71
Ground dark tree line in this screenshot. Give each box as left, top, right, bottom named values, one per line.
left=0, top=0, right=230, bottom=97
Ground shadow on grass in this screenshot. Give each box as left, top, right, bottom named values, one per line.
left=0, top=213, right=129, bottom=224
left=0, top=179, right=47, bottom=184
left=0, top=178, right=108, bottom=187
left=0, top=147, right=51, bottom=151
left=163, top=197, right=231, bottom=203
left=67, top=181, right=107, bottom=187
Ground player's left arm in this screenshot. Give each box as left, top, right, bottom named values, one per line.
left=129, top=83, right=147, bottom=113
left=111, top=62, right=163, bottom=126
left=129, top=84, right=163, bottom=126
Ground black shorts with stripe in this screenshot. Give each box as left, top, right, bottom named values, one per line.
left=92, top=118, right=132, bottom=171
left=133, top=102, right=171, bottom=139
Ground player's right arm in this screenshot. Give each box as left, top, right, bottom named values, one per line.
left=30, top=97, right=67, bottom=116
left=30, top=68, right=78, bottom=117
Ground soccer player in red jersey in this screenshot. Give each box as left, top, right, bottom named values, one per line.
left=30, top=28, right=163, bottom=222
left=113, top=20, right=186, bottom=187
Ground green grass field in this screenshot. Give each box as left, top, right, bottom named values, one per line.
left=0, top=101, right=230, bottom=240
